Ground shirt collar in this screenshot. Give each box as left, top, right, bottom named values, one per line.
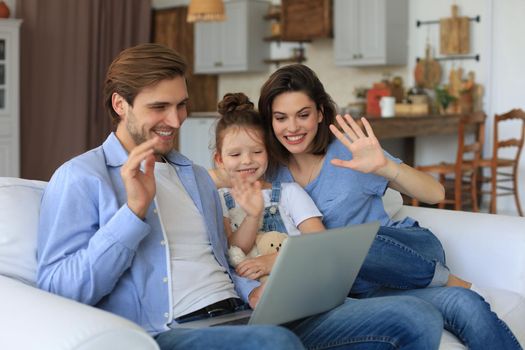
left=102, top=132, right=193, bottom=167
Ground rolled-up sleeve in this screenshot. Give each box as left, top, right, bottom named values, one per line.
left=37, top=162, right=150, bottom=305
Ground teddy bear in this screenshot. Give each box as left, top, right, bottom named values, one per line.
left=228, top=231, right=288, bottom=283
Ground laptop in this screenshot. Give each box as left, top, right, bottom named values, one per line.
left=173, top=221, right=379, bottom=329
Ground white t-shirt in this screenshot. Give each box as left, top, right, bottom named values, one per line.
left=154, top=162, right=238, bottom=319
left=218, top=182, right=322, bottom=237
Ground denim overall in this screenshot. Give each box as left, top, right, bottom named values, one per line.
left=223, top=181, right=288, bottom=234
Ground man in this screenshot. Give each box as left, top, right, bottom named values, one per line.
left=37, top=43, right=444, bottom=349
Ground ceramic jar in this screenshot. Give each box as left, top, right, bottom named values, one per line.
left=0, top=1, right=10, bottom=18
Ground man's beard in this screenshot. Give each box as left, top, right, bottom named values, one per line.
left=126, top=114, right=172, bottom=156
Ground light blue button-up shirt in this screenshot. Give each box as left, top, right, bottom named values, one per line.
left=37, top=133, right=259, bottom=335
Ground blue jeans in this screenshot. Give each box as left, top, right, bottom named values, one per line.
left=155, top=296, right=443, bottom=350
left=351, top=225, right=449, bottom=295
left=368, top=287, right=522, bottom=350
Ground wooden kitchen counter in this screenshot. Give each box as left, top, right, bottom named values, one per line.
left=364, top=113, right=481, bottom=165
left=366, top=113, right=476, bottom=139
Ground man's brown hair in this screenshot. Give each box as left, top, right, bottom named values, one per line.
left=103, top=43, right=187, bottom=127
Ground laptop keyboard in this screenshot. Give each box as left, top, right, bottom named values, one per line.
left=210, top=316, right=251, bottom=326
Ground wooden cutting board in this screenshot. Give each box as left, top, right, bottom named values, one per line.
left=440, top=5, right=470, bottom=55
left=414, top=44, right=441, bottom=88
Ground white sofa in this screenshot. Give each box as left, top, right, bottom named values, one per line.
left=1, top=177, right=524, bottom=349
left=0, top=178, right=159, bottom=350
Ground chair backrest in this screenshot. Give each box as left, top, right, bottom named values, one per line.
left=492, top=108, right=525, bottom=165
left=455, top=111, right=486, bottom=176
left=452, top=112, right=486, bottom=211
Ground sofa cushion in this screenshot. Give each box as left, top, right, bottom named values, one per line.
left=382, top=188, right=403, bottom=218
left=0, top=177, right=47, bottom=285
left=483, top=287, right=525, bottom=347
left=0, top=275, right=159, bottom=350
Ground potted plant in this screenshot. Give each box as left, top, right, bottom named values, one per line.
left=434, top=85, right=457, bottom=114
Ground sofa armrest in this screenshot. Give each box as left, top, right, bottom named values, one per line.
left=393, top=206, right=525, bottom=296
left=0, top=275, right=159, bottom=350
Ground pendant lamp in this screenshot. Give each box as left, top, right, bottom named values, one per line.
left=187, top=0, right=226, bottom=22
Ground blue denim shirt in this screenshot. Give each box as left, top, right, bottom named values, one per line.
left=37, top=133, right=259, bottom=335
left=273, top=139, right=416, bottom=229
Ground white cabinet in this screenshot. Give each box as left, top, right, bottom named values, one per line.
left=194, top=0, right=270, bottom=74
left=179, top=117, right=217, bottom=169
left=334, top=0, right=407, bottom=66
left=0, top=19, right=21, bottom=177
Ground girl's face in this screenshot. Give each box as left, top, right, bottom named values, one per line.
left=215, top=126, right=268, bottom=182
left=271, top=91, right=323, bottom=155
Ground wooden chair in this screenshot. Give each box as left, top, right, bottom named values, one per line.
left=412, top=111, right=486, bottom=211
left=478, top=109, right=525, bottom=216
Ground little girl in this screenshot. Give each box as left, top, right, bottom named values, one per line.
left=212, top=92, right=325, bottom=281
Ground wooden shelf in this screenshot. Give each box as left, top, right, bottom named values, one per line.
left=264, top=35, right=283, bottom=42
left=264, top=12, right=281, bottom=21
left=262, top=3, right=310, bottom=66
left=281, top=0, right=332, bottom=41
left=263, top=35, right=311, bottom=43
left=263, top=57, right=307, bottom=66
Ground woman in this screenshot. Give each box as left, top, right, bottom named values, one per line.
left=256, top=64, right=521, bottom=349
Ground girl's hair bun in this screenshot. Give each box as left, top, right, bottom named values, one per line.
left=214, top=92, right=264, bottom=156
left=217, top=92, right=254, bottom=115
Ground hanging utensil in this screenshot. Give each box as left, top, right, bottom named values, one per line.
left=414, top=44, right=442, bottom=89
left=440, top=5, right=470, bottom=55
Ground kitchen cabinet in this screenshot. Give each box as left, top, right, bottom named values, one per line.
left=0, top=19, right=21, bottom=177
left=180, top=114, right=218, bottom=169
left=334, top=0, right=408, bottom=66
left=194, top=0, right=270, bottom=74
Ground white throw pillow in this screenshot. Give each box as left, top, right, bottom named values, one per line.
left=383, top=188, right=403, bottom=218
left=0, top=177, right=47, bottom=285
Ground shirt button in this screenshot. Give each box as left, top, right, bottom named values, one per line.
left=163, top=277, right=168, bottom=283
left=269, top=206, right=277, bottom=214
left=164, top=313, right=169, bottom=318
left=153, top=208, right=158, bottom=214
left=160, top=240, right=166, bottom=246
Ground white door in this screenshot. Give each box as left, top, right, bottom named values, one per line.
left=0, top=20, right=21, bottom=177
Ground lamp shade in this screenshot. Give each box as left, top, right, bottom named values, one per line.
left=187, top=0, right=226, bottom=22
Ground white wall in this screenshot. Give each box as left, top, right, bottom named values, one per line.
left=3, top=0, right=16, bottom=17
left=488, top=0, right=525, bottom=215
